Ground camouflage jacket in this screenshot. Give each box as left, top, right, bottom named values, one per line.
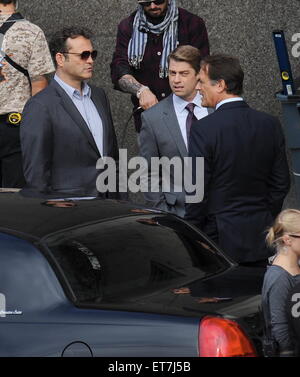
left=0, top=13, right=54, bottom=114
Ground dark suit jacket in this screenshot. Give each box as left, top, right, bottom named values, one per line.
left=20, top=80, right=119, bottom=197
left=185, top=101, right=290, bottom=263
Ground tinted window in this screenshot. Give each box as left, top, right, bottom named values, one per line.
left=44, top=215, right=229, bottom=304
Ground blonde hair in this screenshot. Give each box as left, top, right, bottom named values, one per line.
left=266, top=209, right=300, bottom=250
left=168, top=45, right=202, bottom=74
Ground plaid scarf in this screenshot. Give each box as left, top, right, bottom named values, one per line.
left=128, top=0, right=178, bottom=78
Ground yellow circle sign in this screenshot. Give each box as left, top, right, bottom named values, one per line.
left=8, top=113, right=22, bottom=125
left=282, top=71, right=290, bottom=81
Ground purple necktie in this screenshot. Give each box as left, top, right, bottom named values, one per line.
left=185, top=103, right=197, bottom=143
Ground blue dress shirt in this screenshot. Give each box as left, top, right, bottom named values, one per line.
left=54, top=74, right=103, bottom=156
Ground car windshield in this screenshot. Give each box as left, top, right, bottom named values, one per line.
left=44, top=214, right=230, bottom=304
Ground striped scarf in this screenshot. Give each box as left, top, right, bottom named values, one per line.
left=128, top=0, right=179, bottom=78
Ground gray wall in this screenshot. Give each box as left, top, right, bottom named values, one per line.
left=20, top=0, right=300, bottom=205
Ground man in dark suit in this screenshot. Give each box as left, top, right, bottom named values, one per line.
left=185, top=54, right=291, bottom=264
left=20, top=27, right=119, bottom=197
left=139, top=45, right=211, bottom=217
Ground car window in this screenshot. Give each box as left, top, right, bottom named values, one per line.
left=44, top=215, right=229, bottom=304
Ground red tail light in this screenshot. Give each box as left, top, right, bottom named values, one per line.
left=199, top=316, right=257, bottom=357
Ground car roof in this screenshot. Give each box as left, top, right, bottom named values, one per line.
left=0, top=193, right=150, bottom=241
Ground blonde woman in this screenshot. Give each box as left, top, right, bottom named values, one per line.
left=262, top=209, right=300, bottom=357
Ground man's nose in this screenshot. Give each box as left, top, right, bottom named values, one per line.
left=150, top=2, right=157, bottom=8
left=196, top=81, right=202, bottom=90
left=87, top=55, right=94, bottom=63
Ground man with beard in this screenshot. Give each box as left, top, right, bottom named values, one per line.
left=110, top=0, right=209, bottom=132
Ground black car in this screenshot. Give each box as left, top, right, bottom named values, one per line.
left=0, top=193, right=265, bottom=357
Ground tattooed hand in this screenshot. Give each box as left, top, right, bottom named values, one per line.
left=138, top=87, right=158, bottom=110
left=118, top=74, right=158, bottom=110
left=118, top=74, right=143, bottom=95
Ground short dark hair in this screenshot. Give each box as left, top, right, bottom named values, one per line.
left=49, top=27, right=94, bottom=67
left=0, top=0, right=17, bottom=4
left=201, top=54, right=244, bottom=95
left=168, top=45, right=202, bottom=74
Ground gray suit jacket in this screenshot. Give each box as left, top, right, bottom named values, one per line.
left=20, top=80, right=119, bottom=197
left=139, top=94, right=212, bottom=217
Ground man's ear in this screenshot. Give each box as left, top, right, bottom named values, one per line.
left=217, top=79, right=227, bottom=93
left=55, top=53, right=65, bottom=68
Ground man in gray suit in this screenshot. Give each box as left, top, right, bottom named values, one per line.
left=139, top=45, right=210, bottom=217
left=20, top=27, right=119, bottom=197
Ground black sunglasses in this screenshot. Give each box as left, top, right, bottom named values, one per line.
left=139, top=0, right=166, bottom=7
left=61, top=50, right=98, bottom=61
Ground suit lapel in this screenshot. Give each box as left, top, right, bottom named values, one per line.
left=91, top=88, right=109, bottom=156
left=51, top=80, right=100, bottom=157
left=163, top=96, right=187, bottom=158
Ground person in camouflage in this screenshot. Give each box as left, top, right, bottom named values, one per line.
left=0, top=0, right=54, bottom=188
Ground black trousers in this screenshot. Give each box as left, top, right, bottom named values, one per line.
left=0, top=117, right=25, bottom=188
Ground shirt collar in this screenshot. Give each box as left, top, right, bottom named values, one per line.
left=0, top=14, right=12, bottom=24
left=173, top=91, right=203, bottom=113
left=54, top=74, right=91, bottom=99
left=216, top=97, right=244, bottom=110
left=0, top=13, right=25, bottom=26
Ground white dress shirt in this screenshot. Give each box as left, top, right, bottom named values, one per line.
left=173, top=92, right=209, bottom=148
left=216, top=97, right=244, bottom=110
